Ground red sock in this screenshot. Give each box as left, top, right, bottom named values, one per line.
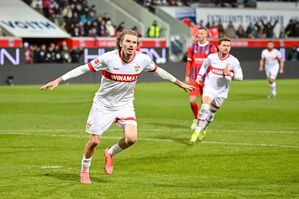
left=190, top=103, right=199, bottom=119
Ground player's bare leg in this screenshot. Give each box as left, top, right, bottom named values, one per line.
left=105, top=124, right=137, bottom=175
left=189, top=95, right=199, bottom=130
left=80, top=134, right=100, bottom=184
left=268, top=78, right=276, bottom=98
left=190, top=96, right=212, bottom=143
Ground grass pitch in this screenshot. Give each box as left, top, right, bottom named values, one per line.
left=0, top=79, right=298, bottom=198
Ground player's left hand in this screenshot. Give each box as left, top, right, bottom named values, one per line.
left=279, top=68, right=284, bottom=74
left=223, top=65, right=230, bottom=76
left=176, top=80, right=195, bottom=92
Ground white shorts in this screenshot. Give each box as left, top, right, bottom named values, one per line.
left=202, top=91, right=225, bottom=110
left=86, top=102, right=137, bottom=135
left=265, top=65, right=279, bottom=80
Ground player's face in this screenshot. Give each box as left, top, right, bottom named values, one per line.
left=120, top=34, right=138, bottom=56
left=197, top=29, right=207, bottom=42
left=267, top=42, right=274, bottom=50
left=218, top=41, right=231, bottom=55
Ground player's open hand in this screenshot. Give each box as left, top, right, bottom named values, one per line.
left=40, top=77, right=63, bottom=91
left=175, top=80, right=195, bottom=92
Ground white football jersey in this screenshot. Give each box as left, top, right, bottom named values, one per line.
left=261, top=48, right=281, bottom=70
left=199, top=53, right=243, bottom=98
left=88, top=49, right=157, bottom=110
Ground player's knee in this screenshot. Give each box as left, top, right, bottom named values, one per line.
left=125, top=135, right=137, bottom=145
left=89, top=136, right=100, bottom=147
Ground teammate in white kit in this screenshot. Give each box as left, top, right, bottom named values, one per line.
left=259, top=41, right=284, bottom=98
left=41, top=30, right=194, bottom=184
left=189, top=37, right=243, bottom=143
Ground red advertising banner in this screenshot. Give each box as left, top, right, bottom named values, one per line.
left=67, top=38, right=167, bottom=48
left=209, top=39, right=299, bottom=48
left=0, top=37, right=22, bottom=48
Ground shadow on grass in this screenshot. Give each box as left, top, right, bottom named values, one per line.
left=43, top=172, right=109, bottom=183
left=156, top=136, right=195, bottom=147
left=148, top=122, right=187, bottom=129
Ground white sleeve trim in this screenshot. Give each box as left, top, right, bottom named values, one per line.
left=61, top=64, right=90, bottom=81
left=154, top=67, right=177, bottom=82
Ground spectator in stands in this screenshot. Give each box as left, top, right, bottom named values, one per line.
left=132, top=26, right=142, bottom=37
left=225, top=21, right=236, bottom=38
left=24, top=42, right=33, bottom=64
left=97, top=20, right=108, bottom=37
left=207, top=21, right=219, bottom=38
left=45, top=43, right=56, bottom=63
left=115, top=21, right=126, bottom=36
left=261, top=19, right=278, bottom=38
left=61, top=44, right=72, bottom=63
left=71, top=47, right=83, bottom=63
left=147, top=20, right=161, bottom=38
left=287, top=47, right=299, bottom=61
left=54, top=44, right=62, bottom=63
left=285, top=19, right=295, bottom=37
left=37, top=44, right=47, bottom=63
left=217, top=19, right=225, bottom=38
left=236, top=24, right=246, bottom=38
left=106, top=20, right=116, bottom=37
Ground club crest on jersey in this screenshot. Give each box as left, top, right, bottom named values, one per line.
left=94, top=58, right=100, bottom=65
left=134, top=65, right=141, bottom=72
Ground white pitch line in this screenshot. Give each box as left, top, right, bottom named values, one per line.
left=0, top=128, right=298, bottom=134
left=0, top=132, right=299, bottom=149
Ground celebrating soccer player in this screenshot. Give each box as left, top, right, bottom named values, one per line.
left=185, top=27, right=217, bottom=130
left=41, top=30, right=194, bottom=184
left=189, top=37, right=243, bottom=143
left=259, top=41, right=284, bottom=98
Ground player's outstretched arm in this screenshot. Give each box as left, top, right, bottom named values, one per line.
left=40, top=64, right=90, bottom=91
left=173, top=79, right=195, bottom=92
left=40, top=77, right=63, bottom=91
left=154, top=67, right=194, bottom=92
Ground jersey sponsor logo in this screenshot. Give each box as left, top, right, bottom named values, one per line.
left=134, top=65, right=141, bottom=72
left=210, top=67, right=224, bottom=76
left=102, top=71, right=139, bottom=82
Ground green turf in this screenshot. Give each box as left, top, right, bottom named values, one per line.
left=0, top=79, right=298, bottom=199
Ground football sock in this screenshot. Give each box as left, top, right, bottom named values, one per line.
left=196, top=104, right=210, bottom=130
left=81, top=156, right=92, bottom=172
left=108, top=143, right=123, bottom=156
left=205, top=112, right=215, bottom=129
left=269, top=82, right=276, bottom=94
left=190, top=103, right=199, bottom=119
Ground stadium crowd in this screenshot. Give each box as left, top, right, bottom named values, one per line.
left=15, top=0, right=299, bottom=63
left=24, top=41, right=83, bottom=64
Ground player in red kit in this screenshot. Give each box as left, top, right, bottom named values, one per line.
left=185, top=27, right=217, bottom=130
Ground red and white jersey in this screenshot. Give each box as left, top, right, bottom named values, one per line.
left=88, top=49, right=157, bottom=110
left=198, top=53, right=243, bottom=98
left=186, top=41, right=217, bottom=81
left=261, top=48, right=281, bottom=70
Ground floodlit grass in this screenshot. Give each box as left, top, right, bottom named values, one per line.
left=0, top=79, right=298, bottom=198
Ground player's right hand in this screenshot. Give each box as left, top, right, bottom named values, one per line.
left=195, top=75, right=203, bottom=85
left=40, top=77, right=63, bottom=91
left=259, top=66, right=263, bottom=72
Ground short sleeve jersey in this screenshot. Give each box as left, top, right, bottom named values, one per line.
left=186, top=41, right=217, bottom=81
left=261, top=48, right=281, bottom=69
left=199, top=53, right=242, bottom=98
left=88, top=49, right=157, bottom=110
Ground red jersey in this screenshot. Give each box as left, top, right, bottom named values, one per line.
left=186, top=41, right=217, bottom=81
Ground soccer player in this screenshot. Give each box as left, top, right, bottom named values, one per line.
left=185, top=26, right=217, bottom=130
left=259, top=41, right=284, bottom=98
left=189, top=37, right=243, bottom=143
left=40, top=30, right=194, bottom=184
